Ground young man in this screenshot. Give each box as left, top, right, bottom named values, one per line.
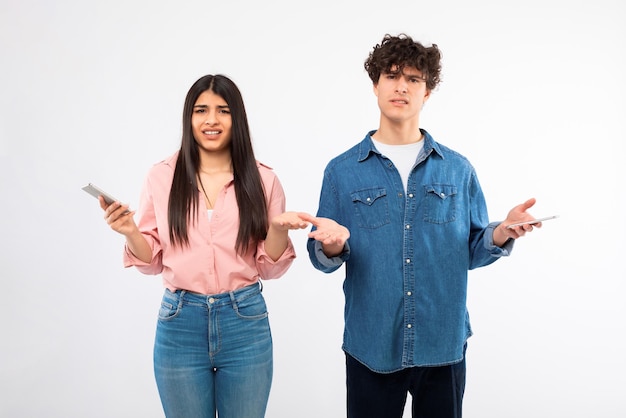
left=299, top=34, right=542, bottom=418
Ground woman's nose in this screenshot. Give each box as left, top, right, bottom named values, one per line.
left=204, top=113, right=218, bottom=125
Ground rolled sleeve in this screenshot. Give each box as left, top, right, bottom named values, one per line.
left=307, top=239, right=350, bottom=272
left=123, top=239, right=164, bottom=275
left=255, top=238, right=297, bottom=280
left=484, top=222, right=514, bottom=256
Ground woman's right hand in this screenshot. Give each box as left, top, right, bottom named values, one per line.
left=99, top=196, right=137, bottom=237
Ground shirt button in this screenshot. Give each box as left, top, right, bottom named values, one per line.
left=408, top=193, right=414, bottom=198
left=208, top=297, right=215, bottom=304
left=405, top=224, right=410, bottom=229
left=407, top=324, right=412, bottom=329
left=440, top=192, right=446, bottom=198
left=405, top=259, right=411, bottom=264
left=366, top=197, right=371, bottom=202
left=407, top=291, right=412, bottom=296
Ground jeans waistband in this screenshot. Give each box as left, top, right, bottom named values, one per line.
left=170, top=282, right=262, bottom=307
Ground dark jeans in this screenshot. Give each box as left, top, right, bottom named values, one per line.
left=346, top=350, right=466, bottom=418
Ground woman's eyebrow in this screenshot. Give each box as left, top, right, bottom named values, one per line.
left=193, top=104, right=229, bottom=109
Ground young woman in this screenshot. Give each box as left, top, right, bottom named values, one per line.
left=99, top=74, right=308, bottom=418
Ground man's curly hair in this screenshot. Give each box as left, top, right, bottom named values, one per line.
left=364, top=33, right=442, bottom=91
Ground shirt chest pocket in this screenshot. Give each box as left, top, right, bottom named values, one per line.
left=350, top=187, right=391, bottom=229
left=423, top=184, right=457, bottom=224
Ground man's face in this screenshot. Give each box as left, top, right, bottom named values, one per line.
left=373, top=65, right=430, bottom=123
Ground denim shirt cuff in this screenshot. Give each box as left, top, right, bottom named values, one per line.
left=314, top=240, right=351, bottom=268
left=485, top=222, right=514, bottom=256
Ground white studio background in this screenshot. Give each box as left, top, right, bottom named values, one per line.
left=1, top=0, right=624, bottom=417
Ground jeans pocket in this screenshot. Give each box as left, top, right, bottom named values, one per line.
left=233, top=293, right=269, bottom=320
left=158, top=289, right=181, bottom=320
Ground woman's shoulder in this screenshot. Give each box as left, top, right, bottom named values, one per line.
left=142, top=152, right=178, bottom=191
left=256, top=160, right=284, bottom=190
left=147, top=152, right=178, bottom=175
left=256, top=160, right=276, bottom=176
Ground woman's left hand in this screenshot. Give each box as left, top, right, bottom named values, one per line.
left=270, top=211, right=310, bottom=231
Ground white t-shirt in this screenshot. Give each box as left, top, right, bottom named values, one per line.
left=371, top=138, right=424, bottom=192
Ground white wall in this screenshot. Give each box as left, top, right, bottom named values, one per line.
left=1, top=0, right=625, bottom=417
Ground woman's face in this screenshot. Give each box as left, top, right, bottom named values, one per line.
left=191, top=90, right=233, bottom=153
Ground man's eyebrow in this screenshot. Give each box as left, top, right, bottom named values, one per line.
left=383, top=70, right=426, bottom=80
left=403, top=72, right=426, bottom=80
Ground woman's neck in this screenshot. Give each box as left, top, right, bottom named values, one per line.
left=198, top=150, right=232, bottom=174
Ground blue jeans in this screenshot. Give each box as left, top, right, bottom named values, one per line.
left=346, top=348, right=466, bottom=418
left=153, top=282, right=273, bottom=418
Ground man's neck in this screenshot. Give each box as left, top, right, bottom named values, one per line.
left=372, top=119, right=423, bottom=145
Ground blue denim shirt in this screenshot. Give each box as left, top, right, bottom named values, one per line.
left=307, top=129, right=514, bottom=373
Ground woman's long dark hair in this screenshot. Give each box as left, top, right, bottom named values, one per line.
left=168, top=74, right=268, bottom=254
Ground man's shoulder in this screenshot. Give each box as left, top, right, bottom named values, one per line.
left=436, top=142, right=469, bottom=160
left=328, top=143, right=360, bottom=164
left=326, top=135, right=370, bottom=169
left=428, top=137, right=473, bottom=167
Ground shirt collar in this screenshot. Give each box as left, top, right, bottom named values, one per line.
left=358, top=129, right=444, bottom=162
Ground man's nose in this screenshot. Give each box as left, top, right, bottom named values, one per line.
left=395, top=80, right=408, bottom=94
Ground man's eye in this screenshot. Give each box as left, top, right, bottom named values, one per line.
left=195, top=109, right=205, bottom=113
